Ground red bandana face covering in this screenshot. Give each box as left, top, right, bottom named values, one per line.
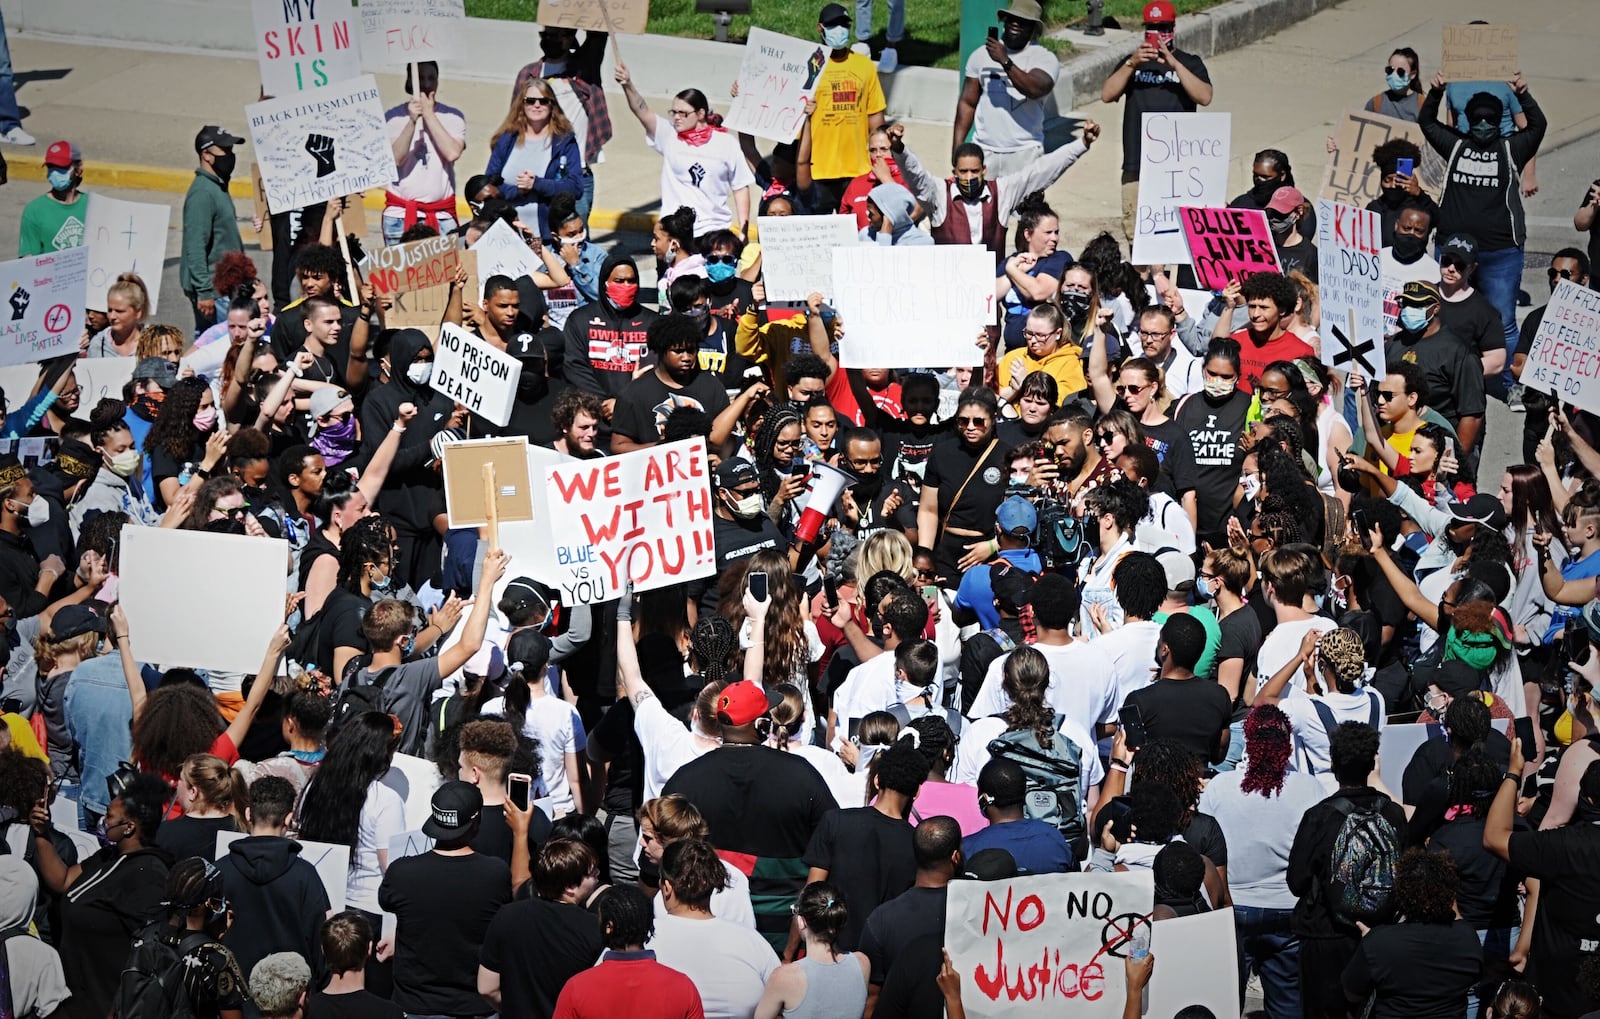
left=678, top=125, right=719, bottom=147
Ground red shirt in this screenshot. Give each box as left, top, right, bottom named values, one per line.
left=826, top=370, right=903, bottom=426
left=553, top=953, right=704, bottom=1019
left=1229, top=329, right=1315, bottom=393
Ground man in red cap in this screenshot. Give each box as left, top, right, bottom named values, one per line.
left=18, top=140, right=86, bottom=256
left=1101, top=0, right=1213, bottom=242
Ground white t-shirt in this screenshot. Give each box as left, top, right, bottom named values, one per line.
left=346, top=778, right=406, bottom=913
left=791, top=743, right=863, bottom=810
left=1136, top=492, right=1197, bottom=556
left=969, top=641, right=1120, bottom=737
left=648, top=914, right=778, bottom=1019
left=831, top=652, right=900, bottom=749
left=1160, top=342, right=1203, bottom=399
left=1281, top=687, right=1387, bottom=789
left=648, top=121, right=754, bottom=235
left=652, top=860, right=756, bottom=930
left=635, top=694, right=715, bottom=800
left=953, top=713, right=1104, bottom=806
left=1091, top=620, right=1164, bottom=710
left=962, top=43, right=1061, bottom=154
left=483, top=694, right=587, bottom=815
left=1252, top=616, right=1339, bottom=696
left=385, top=101, right=467, bottom=203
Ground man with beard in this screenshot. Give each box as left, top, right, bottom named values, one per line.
left=838, top=428, right=915, bottom=537
left=953, top=0, right=1060, bottom=178
left=610, top=316, right=733, bottom=454
left=1365, top=138, right=1439, bottom=247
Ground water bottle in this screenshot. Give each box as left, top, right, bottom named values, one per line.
left=1129, top=923, right=1151, bottom=1015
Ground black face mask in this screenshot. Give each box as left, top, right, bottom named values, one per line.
left=1059, top=292, right=1092, bottom=322
left=852, top=471, right=884, bottom=500
left=1391, top=233, right=1428, bottom=262
left=1380, top=185, right=1408, bottom=207
left=1249, top=178, right=1282, bottom=206
left=211, top=151, right=237, bottom=183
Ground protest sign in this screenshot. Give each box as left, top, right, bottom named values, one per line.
left=389, top=251, right=477, bottom=329
left=725, top=28, right=829, bottom=143
left=247, top=75, right=398, bottom=214
left=1520, top=280, right=1600, bottom=417
left=1131, top=112, right=1231, bottom=265
left=85, top=196, right=171, bottom=313
left=470, top=220, right=540, bottom=297
left=0, top=437, right=57, bottom=471
left=1316, top=199, right=1385, bottom=379
left=431, top=323, right=523, bottom=428
left=361, top=0, right=465, bottom=66
left=1440, top=24, right=1519, bottom=82
left=251, top=163, right=273, bottom=247
left=1180, top=207, right=1281, bottom=290
left=1378, top=719, right=1511, bottom=794
left=119, top=526, right=287, bottom=674
left=757, top=214, right=858, bottom=302
left=945, top=870, right=1154, bottom=1019
left=0, top=247, right=89, bottom=368
left=364, top=232, right=469, bottom=307
left=0, top=358, right=134, bottom=422
left=389, top=831, right=434, bottom=861
left=219, top=832, right=349, bottom=907
left=1145, top=909, right=1239, bottom=1019
left=384, top=754, right=443, bottom=831
left=536, top=0, right=648, bottom=35
left=442, top=436, right=535, bottom=528
left=252, top=0, right=362, bottom=98
left=833, top=246, right=995, bottom=369
left=537, top=439, right=714, bottom=604
left=1319, top=110, right=1445, bottom=207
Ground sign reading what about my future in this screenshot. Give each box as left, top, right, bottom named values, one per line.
left=1522, top=280, right=1600, bottom=417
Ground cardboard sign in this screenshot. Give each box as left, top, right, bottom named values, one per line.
left=1179, top=207, right=1281, bottom=290
left=251, top=163, right=274, bottom=247
left=536, top=438, right=714, bottom=604
left=247, top=75, right=398, bottom=214
left=360, top=0, right=465, bottom=66
left=1144, top=909, right=1239, bottom=1019
left=218, top=831, right=349, bottom=908
left=1520, top=280, right=1600, bottom=417
left=364, top=233, right=476, bottom=325
left=470, top=220, right=540, bottom=298
left=0, top=248, right=89, bottom=368
left=119, top=526, right=289, bottom=674
left=1131, top=112, right=1231, bottom=265
left=833, top=246, right=996, bottom=369
left=1319, top=110, right=1445, bottom=208
left=724, top=28, right=830, bottom=143
left=388, top=251, right=478, bottom=329
left=85, top=196, right=171, bottom=313
left=1316, top=199, right=1385, bottom=379
left=442, top=436, right=536, bottom=528
left=536, top=0, right=648, bottom=35
left=430, top=323, right=523, bottom=427
left=1440, top=24, right=1519, bottom=82
left=945, top=870, right=1155, bottom=1018
left=252, top=0, right=362, bottom=98
left=384, top=753, right=442, bottom=831
left=757, top=214, right=858, bottom=302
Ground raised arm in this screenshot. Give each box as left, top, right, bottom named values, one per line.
left=224, top=624, right=291, bottom=750
left=1088, top=319, right=1117, bottom=413
left=437, top=549, right=510, bottom=676
left=953, top=77, right=981, bottom=154
left=613, top=62, right=659, bottom=137
left=1368, top=525, right=1440, bottom=629
left=110, top=604, right=147, bottom=721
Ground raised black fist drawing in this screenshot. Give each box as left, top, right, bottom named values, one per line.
left=305, top=133, right=337, bottom=178
left=9, top=286, right=29, bottom=321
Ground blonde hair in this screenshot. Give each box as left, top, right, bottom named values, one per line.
left=637, top=794, right=709, bottom=844
left=1288, top=270, right=1321, bottom=330
left=34, top=630, right=100, bottom=674
left=136, top=323, right=187, bottom=361
left=858, top=530, right=916, bottom=585
left=180, top=753, right=248, bottom=829
left=493, top=76, right=574, bottom=148
left=106, top=273, right=150, bottom=317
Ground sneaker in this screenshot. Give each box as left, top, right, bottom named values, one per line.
left=851, top=42, right=871, bottom=57
left=1507, top=382, right=1526, bottom=412
left=0, top=127, right=36, bottom=146
left=878, top=46, right=899, bottom=73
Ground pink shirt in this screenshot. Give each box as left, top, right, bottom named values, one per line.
left=911, top=780, right=989, bottom=837
left=385, top=101, right=467, bottom=203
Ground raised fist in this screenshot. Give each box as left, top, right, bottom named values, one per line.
left=305, top=133, right=337, bottom=178
left=9, top=286, right=29, bottom=321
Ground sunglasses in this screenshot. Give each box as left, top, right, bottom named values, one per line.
left=1114, top=383, right=1150, bottom=395
left=523, top=96, right=553, bottom=106
left=1384, top=65, right=1410, bottom=77
left=215, top=505, right=248, bottom=519
left=1441, top=257, right=1471, bottom=271
left=1551, top=268, right=1576, bottom=281
left=1375, top=389, right=1398, bottom=402
left=956, top=416, right=990, bottom=427
left=705, top=254, right=738, bottom=266
left=1094, top=431, right=1120, bottom=445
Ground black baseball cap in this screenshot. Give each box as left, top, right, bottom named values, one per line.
left=819, top=3, right=850, bottom=26
left=195, top=126, right=246, bottom=154
left=421, top=781, right=483, bottom=840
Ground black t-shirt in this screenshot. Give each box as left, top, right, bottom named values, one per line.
left=1169, top=390, right=1250, bottom=544
left=704, top=277, right=756, bottom=325
left=1384, top=326, right=1487, bottom=430
left=590, top=698, right=645, bottom=813
left=307, top=989, right=403, bottom=1019
left=1366, top=194, right=1441, bottom=248
left=610, top=369, right=731, bottom=446
left=1216, top=606, right=1263, bottom=704
left=1506, top=822, right=1600, bottom=1017
left=474, top=315, right=552, bottom=438
left=1117, top=50, right=1213, bottom=177
left=148, top=439, right=207, bottom=511
left=270, top=299, right=361, bottom=369
left=1141, top=417, right=1182, bottom=469
left=1430, top=816, right=1524, bottom=929
left=1181, top=810, right=1228, bottom=867
left=880, top=421, right=950, bottom=493
left=1341, top=919, right=1482, bottom=1019
left=1438, top=291, right=1503, bottom=361
left=1275, top=236, right=1318, bottom=280
left=471, top=803, right=553, bottom=866
left=378, top=851, right=512, bottom=1016
left=922, top=434, right=1007, bottom=535
left=696, top=511, right=784, bottom=614
left=803, top=807, right=918, bottom=952
left=996, top=417, right=1048, bottom=451
left=154, top=815, right=239, bottom=863
left=314, top=586, right=371, bottom=675
left=1123, top=677, right=1232, bottom=762
left=299, top=530, right=340, bottom=592
left=871, top=931, right=946, bottom=1019
left=858, top=885, right=948, bottom=985
left=479, top=895, right=604, bottom=1019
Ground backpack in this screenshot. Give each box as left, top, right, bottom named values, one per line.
left=112, top=924, right=213, bottom=1019
left=1322, top=796, right=1401, bottom=925
left=887, top=700, right=965, bottom=737
left=1035, top=498, right=1088, bottom=572
left=329, top=665, right=399, bottom=736
left=987, top=713, right=1087, bottom=859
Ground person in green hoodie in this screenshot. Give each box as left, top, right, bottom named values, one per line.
left=181, top=125, right=246, bottom=335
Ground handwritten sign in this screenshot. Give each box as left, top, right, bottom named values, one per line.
left=945, top=870, right=1154, bottom=1019
left=248, top=75, right=398, bottom=214
left=725, top=28, right=829, bottom=143
left=833, top=246, right=995, bottom=369
left=1179, top=207, right=1281, bottom=290
left=218, top=831, right=349, bottom=908
left=536, top=0, right=648, bottom=35
left=252, top=0, right=362, bottom=98
left=1316, top=199, right=1385, bottom=379
left=0, top=247, right=89, bottom=368
left=1521, top=280, right=1600, bottom=418
left=1131, top=112, right=1231, bottom=265
left=757, top=214, right=857, bottom=302
left=1440, top=24, right=1519, bottom=82
left=360, top=0, right=465, bottom=66
left=538, top=438, right=714, bottom=604
left=470, top=219, right=539, bottom=299
left=1319, top=109, right=1445, bottom=208
left=431, top=323, right=522, bottom=427
left=366, top=233, right=462, bottom=296
left=84, top=196, right=171, bottom=314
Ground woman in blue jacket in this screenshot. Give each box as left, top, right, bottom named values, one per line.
left=485, top=76, right=583, bottom=238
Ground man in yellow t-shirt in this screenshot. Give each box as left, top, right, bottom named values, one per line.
left=810, top=3, right=887, bottom=212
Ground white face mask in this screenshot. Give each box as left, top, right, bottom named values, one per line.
left=407, top=361, right=433, bottom=385
left=727, top=493, right=762, bottom=519
left=26, top=496, right=50, bottom=528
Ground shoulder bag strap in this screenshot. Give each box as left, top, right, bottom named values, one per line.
left=938, top=438, right=1000, bottom=545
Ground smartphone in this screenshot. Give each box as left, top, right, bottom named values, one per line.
left=1564, top=620, right=1591, bottom=666
left=507, top=772, right=533, bottom=812
left=823, top=574, right=840, bottom=610
left=790, top=458, right=811, bottom=477
left=1395, top=157, right=1414, bottom=178
left=748, top=570, right=769, bottom=603
left=1144, top=29, right=1159, bottom=47
left=987, top=25, right=999, bottom=41
left=921, top=584, right=940, bottom=605
left=1119, top=703, right=1148, bottom=749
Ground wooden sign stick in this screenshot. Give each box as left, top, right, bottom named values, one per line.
left=334, top=214, right=361, bottom=305
left=596, top=0, right=623, bottom=61
left=483, top=462, right=500, bottom=553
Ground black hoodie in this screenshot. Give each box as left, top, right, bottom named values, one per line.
left=215, top=834, right=331, bottom=978
left=1419, top=85, right=1546, bottom=251
left=359, top=327, right=455, bottom=530
left=561, top=251, right=658, bottom=411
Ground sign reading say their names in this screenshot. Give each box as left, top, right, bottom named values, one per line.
left=360, top=0, right=465, bottom=66
left=85, top=196, right=171, bottom=313
left=945, top=870, right=1154, bottom=1019
left=252, top=0, right=362, bottom=99
left=1179, top=206, right=1281, bottom=290
left=536, top=0, right=648, bottom=35
left=431, top=323, right=522, bottom=428
left=1521, top=280, right=1600, bottom=417
left=1440, top=23, right=1519, bottom=82
left=538, top=439, right=715, bottom=605
left=1319, top=109, right=1445, bottom=208
left=0, top=247, right=89, bottom=368
left=1131, top=112, right=1231, bottom=265
left=248, top=75, right=398, bottom=214
left=1316, top=199, right=1385, bottom=379
left=833, top=246, right=995, bottom=369
left=725, top=28, right=829, bottom=143
left=757, top=214, right=858, bottom=302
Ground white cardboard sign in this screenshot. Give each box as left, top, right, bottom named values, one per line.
left=833, top=246, right=995, bottom=369
left=0, top=248, right=89, bottom=368
left=756, top=214, right=858, bottom=302
left=251, top=0, right=363, bottom=99
left=724, top=28, right=830, bottom=143
left=218, top=831, right=349, bottom=908
left=85, top=196, right=171, bottom=314
left=247, top=75, right=398, bottom=214
left=1144, top=909, right=1240, bottom=1019
left=430, top=323, right=522, bottom=427
left=1521, top=280, right=1600, bottom=418
left=0, top=357, right=134, bottom=413
left=1131, top=112, right=1231, bottom=265
left=1316, top=198, right=1386, bottom=379
left=470, top=219, right=540, bottom=297
left=360, top=0, right=465, bottom=66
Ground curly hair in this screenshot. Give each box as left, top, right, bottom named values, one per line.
left=212, top=251, right=259, bottom=299
left=143, top=377, right=211, bottom=462
left=1001, top=646, right=1055, bottom=750
left=865, top=740, right=930, bottom=801
left=136, top=323, right=186, bottom=363
left=907, top=714, right=958, bottom=778
left=552, top=387, right=605, bottom=438
left=337, top=515, right=394, bottom=592
left=1131, top=739, right=1204, bottom=827
left=597, top=883, right=655, bottom=950
left=1394, top=847, right=1458, bottom=925
left=1240, top=703, right=1293, bottom=798
left=184, top=475, right=245, bottom=530
left=133, top=683, right=225, bottom=780
left=296, top=712, right=399, bottom=858
left=1445, top=745, right=1500, bottom=818
left=1316, top=627, right=1367, bottom=694
left=0, top=747, right=50, bottom=815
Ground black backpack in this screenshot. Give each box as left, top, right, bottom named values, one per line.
left=329, top=665, right=399, bottom=735
left=112, top=924, right=213, bottom=1019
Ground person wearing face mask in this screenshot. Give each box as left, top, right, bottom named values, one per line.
left=307, top=387, right=360, bottom=469
left=706, top=459, right=785, bottom=608
left=1364, top=139, right=1439, bottom=248
left=0, top=454, right=65, bottom=621
left=563, top=253, right=660, bottom=437
left=806, top=3, right=887, bottom=216
left=1170, top=338, right=1251, bottom=549
left=1512, top=248, right=1589, bottom=450
left=1228, top=149, right=1318, bottom=240
left=72, top=403, right=161, bottom=534
left=1379, top=204, right=1440, bottom=338
left=1264, top=186, right=1318, bottom=281
left=953, top=1, right=1060, bottom=178
left=18, top=140, right=86, bottom=257
left=130, top=858, right=252, bottom=1019
left=144, top=377, right=228, bottom=512
left=1435, top=232, right=1509, bottom=389
left=181, top=126, right=246, bottom=335
left=1384, top=281, right=1484, bottom=462
left=1364, top=47, right=1424, bottom=121
left=668, top=273, right=751, bottom=398
left=548, top=192, right=611, bottom=314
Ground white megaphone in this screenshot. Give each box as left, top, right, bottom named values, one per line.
left=794, top=462, right=855, bottom=543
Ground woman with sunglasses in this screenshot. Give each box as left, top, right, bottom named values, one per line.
left=485, top=76, right=583, bottom=239
left=1088, top=345, right=1177, bottom=463
left=997, top=304, right=1086, bottom=405
left=1077, top=409, right=1143, bottom=500
left=918, top=388, right=1008, bottom=583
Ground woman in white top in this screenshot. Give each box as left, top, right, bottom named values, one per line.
left=767, top=683, right=858, bottom=810
left=648, top=838, right=777, bottom=1019
left=638, top=794, right=756, bottom=930
left=294, top=711, right=407, bottom=915
left=1300, top=358, right=1352, bottom=502
left=615, top=589, right=724, bottom=800
left=482, top=629, right=586, bottom=817
left=754, top=881, right=869, bottom=1019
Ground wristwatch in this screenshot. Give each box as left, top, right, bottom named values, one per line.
left=1002, top=58, right=1015, bottom=71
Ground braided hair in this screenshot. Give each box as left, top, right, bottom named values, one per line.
left=691, top=614, right=737, bottom=685
left=336, top=515, right=393, bottom=592
left=752, top=402, right=804, bottom=505
left=907, top=715, right=958, bottom=779
left=597, top=883, right=655, bottom=950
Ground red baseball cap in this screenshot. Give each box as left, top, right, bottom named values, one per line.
left=714, top=681, right=782, bottom=726
left=44, top=140, right=80, bottom=168
left=1143, top=1, right=1177, bottom=24
left=1266, top=186, right=1306, bottom=214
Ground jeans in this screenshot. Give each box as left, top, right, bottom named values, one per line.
left=382, top=210, right=459, bottom=245
left=1215, top=718, right=1245, bottom=772
left=1235, top=904, right=1301, bottom=1019
left=577, top=167, right=595, bottom=223
left=1468, top=926, right=1520, bottom=1019
left=0, top=12, right=20, bottom=131
left=1472, top=245, right=1525, bottom=394
left=855, top=0, right=905, bottom=43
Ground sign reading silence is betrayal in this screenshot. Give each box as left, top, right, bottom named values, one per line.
left=247, top=75, right=399, bottom=213
left=1179, top=206, right=1281, bottom=291
left=1131, top=112, right=1231, bottom=265
left=252, top=0, right=363, bottom=98
left=1521, top=280, right=1600, bottom=417
left=0, top=248, right=89, bottom=369
left=724, top=28, right=829, bottom=144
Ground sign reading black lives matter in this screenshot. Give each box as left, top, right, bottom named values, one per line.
left=247, top=74, right=398, bottom=213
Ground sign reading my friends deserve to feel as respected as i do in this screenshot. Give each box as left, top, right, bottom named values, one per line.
left=1316, top=199, right=1386, bottom=379
left=723, top=28, right=830, bottom=144
left=0, top=247, right=88, bottom=369
left=1179, top=206, right=1280, bottom=291
left=360, top=0, right=465, bottom=66
left=1131, top=112, right=1231, bottom=265
left=1522, top=280, right=1600, bottom=418
left=833, top=246, right=996, bottom=369
left=248, top=75, right=399, bottom=213
left=431, top=323, right=523, bottom=428
left=252, top=0, right=363, bottom=98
